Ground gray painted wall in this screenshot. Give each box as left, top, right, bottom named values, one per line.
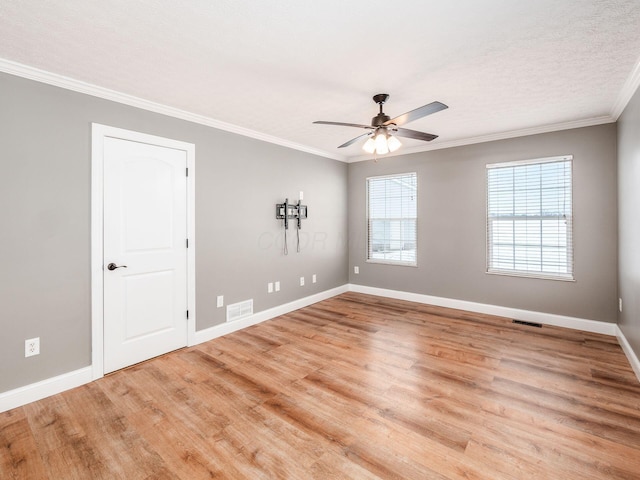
left=618, top=85, right=640, bottom=359
left=0, top=72, right=348, bottom=393
left=348, top=124, right=618, bottom=323
left=0, top=68, right=624, bottom=398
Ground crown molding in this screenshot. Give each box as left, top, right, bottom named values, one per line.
left=2, top=56, right=630, bottom=165
left=610, top=54, right=640, bottom=120
left=0, top=57, right=346, bottom=162
left=346, top=115, right=616, bottom=163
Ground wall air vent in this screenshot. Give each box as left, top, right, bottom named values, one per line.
left=226, top=299, right=253, bottom=322
left=513, top=319, right=542, bottom=328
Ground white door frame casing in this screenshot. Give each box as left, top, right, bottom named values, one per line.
left=91, top=123, right=196, bottom=380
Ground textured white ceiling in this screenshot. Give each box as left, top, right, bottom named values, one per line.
left=1, top=0, right=639, bottom=161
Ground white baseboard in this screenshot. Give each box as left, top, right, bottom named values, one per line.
left=616, top=325, right=640, bottom=383
left=2, top=283, right=628, bottom=413
left=0, top=286, right=349, bottom=413
left=348, top=284, right=618, bottom=336
left=191, top=285, right=349, bottom=345
left=0, top=367, right=92, bottom=414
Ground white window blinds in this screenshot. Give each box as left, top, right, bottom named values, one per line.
left=367, top=173, right=417, bottom=266
left=486, top=156, right=573, bottom=280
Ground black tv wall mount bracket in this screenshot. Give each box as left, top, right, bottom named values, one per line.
left=276, top=198, right=308, bottom=254
left=275, top=198, right=308, bottom=229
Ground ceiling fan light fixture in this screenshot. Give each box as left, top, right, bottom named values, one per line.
left=362, top=136, right=376, bottom=154
left=387, top=134, right=402, bottom=152
left=374, top=131, right=389, bottom=155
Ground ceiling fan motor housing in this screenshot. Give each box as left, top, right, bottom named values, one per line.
left=372, top=114, right=390, bottom=127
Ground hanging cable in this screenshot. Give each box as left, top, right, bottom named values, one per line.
left=284, top=227, right=288, bottom=255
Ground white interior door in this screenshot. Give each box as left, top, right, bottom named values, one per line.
left=103, top=136, right=188, bottom=373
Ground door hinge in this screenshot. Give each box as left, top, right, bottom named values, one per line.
left=186, top=238, right=189, bottom=248
left=186, top=310, right=189, bottom=320
left=186, top=167, right=189, bottom=177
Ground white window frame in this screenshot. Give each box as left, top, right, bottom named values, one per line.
left=486, top=155, right=574, bottom=281
left=366, top=172, right=418, bottom=267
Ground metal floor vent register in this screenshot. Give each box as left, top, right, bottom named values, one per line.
left=512, top=319, right=543, bottom=328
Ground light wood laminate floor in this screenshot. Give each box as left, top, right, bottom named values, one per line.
left=2, top=292, right=640, bottom=479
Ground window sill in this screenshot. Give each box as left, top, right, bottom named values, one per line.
left=367, top=259, right=417, bottom=268
left=486, top=269, right=575, bottom=282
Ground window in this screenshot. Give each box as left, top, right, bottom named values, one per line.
left=486, top=156, right=573, bottom=280
left=367, top=172, right=417, bottom=266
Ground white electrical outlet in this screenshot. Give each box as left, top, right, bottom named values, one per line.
left=25, top=337, right=40, bottom=357
left=275, top=281, right=280, bottom=292
left=354, top=266, right=359, bottom=274
left=619, top=298, right=623, bottom=312
left=217, top=295, right=224, bottom=308
left=268, top=282, right=274, bottom=293
left=312, top=274, right=317, bottom=283
left=300, top=276, right=305, bottom=286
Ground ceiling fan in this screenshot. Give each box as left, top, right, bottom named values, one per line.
left=314, top=94, right=448, bottom=155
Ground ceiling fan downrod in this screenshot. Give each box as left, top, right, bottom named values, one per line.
left=372, top=93, right=391, bottom=127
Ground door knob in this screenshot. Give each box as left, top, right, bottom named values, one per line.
left=107, top=263, right=128, bottom=271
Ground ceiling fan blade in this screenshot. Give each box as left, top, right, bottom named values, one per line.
left=338, top=132, right=372, bottom=148
left=384, top=101, right=448, bottom=127
left=393, top=128, right=438, bottom=142
left=313, top=121, right=374, bottom=130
